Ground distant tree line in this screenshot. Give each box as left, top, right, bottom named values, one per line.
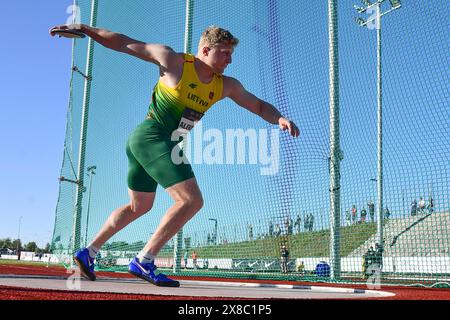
left=0, top=238, right=51, bottom=254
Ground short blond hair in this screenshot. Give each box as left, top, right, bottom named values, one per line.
left=199, top=25, right=239, bottom=48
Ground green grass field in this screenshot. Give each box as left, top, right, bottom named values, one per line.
left=158, top=222, right=377, bottom=259
left=0, top=259, right=51, bottom=267
left=1, top=223, right=376, bottom=269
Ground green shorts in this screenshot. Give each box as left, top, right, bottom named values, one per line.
left=126, top=119, right=195, bottom=192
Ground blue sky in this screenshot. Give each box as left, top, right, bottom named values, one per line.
left=1, top=1, right=448, bottom=250
left=0, top=1, right=74, bottom=247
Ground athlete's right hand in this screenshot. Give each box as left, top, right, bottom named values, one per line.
left=49, top=24, right=83, bottom=37
left=278, top=117, right=300, bottom=138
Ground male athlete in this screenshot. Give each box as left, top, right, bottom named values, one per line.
left=50, top=24, right=300, bottom=287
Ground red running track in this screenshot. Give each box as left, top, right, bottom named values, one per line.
left=1, top=263, right=449, bottom=300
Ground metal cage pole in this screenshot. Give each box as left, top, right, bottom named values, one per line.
left=328, top=0, right=342, bottom=279
left=72, top=0, right=98, bottom=254
left=173, top=0, right=194, bottom=274
left=376, top=3, right=384, bottom=248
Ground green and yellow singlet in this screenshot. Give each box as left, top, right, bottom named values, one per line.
left=126, top=53, right=224, bottom=192
left=147, top=53, right=223, bottom=133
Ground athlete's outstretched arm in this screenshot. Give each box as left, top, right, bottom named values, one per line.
left=224, top=77, right=300, bottom=138
left=49, top=24, right=180, bottom=66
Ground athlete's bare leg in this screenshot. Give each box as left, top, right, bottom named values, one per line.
left=89, top=189, right=156, bottom=249
left=140, top=177, right=203, bottom=255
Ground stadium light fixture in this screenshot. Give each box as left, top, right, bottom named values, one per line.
left=17, top=216, right=23, bottom=258
left=361, top=0, right=373, bottom=6
left=389, top=0, right=401, bottom=9
left=354, top=5, right=367, bottom=13
left=208, top=218, right=218, bottom=245
left=355, top=17, right=367, bottom=26
left=352, top=0, right=402, bottom=251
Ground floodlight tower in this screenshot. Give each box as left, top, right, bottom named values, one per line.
left=209, top=218, right=218, bottom=245
left=353, top=0, right=402, bottom=248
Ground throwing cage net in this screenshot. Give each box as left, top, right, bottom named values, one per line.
left=53, top=0, right=449, bottom=287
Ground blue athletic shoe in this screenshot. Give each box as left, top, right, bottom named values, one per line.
left=128, top=257, right=180, bottom=287
left=74, top=248, right=96, bottom=281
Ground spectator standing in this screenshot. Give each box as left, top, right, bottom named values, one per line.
left=368, top=201, right=375, bottom=222
left=384, top=207, right=391, bottom=220
left=248, top=223, right=253, bottom=240
left=360, top=207, right=367, bottom=224
left=192, top=251, right=198, bottom=269
left=363, top=246, right=375, bottom=279
left=304, top=214, right=309, bottom=231
left=362, top=250, right=368, bottom=279
left=287, top=218, right=294, bottom=235
left=274, top=223, right=281, bottom=237
left=280, top=244, right=289, bottom=273
left=410, top=199, right=417, bottom=216
left=294, top=214, right=302, bottom=234
left=183, top=250, right=188, bottom=269
left=283, top=217, right=289, bottom=235
left=297, top=261, right=305, bottom=274
left=373, top=243, right=384, bottom=272
left=309, top=214, right=315, bottom=232
left=418, top=197, right=426, bottom=214
left=428, top=197, right=434, bottom=214
left=268, top=220, right=274, bottom=237
left=351, top=205, right=357, bottom=224
left=345, top=210, right=351, bottom=227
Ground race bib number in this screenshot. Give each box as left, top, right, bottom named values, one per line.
left=177, top=107, right=204, bottom=134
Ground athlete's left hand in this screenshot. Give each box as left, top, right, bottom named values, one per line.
left=279, top=118, right=300, bottom=138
